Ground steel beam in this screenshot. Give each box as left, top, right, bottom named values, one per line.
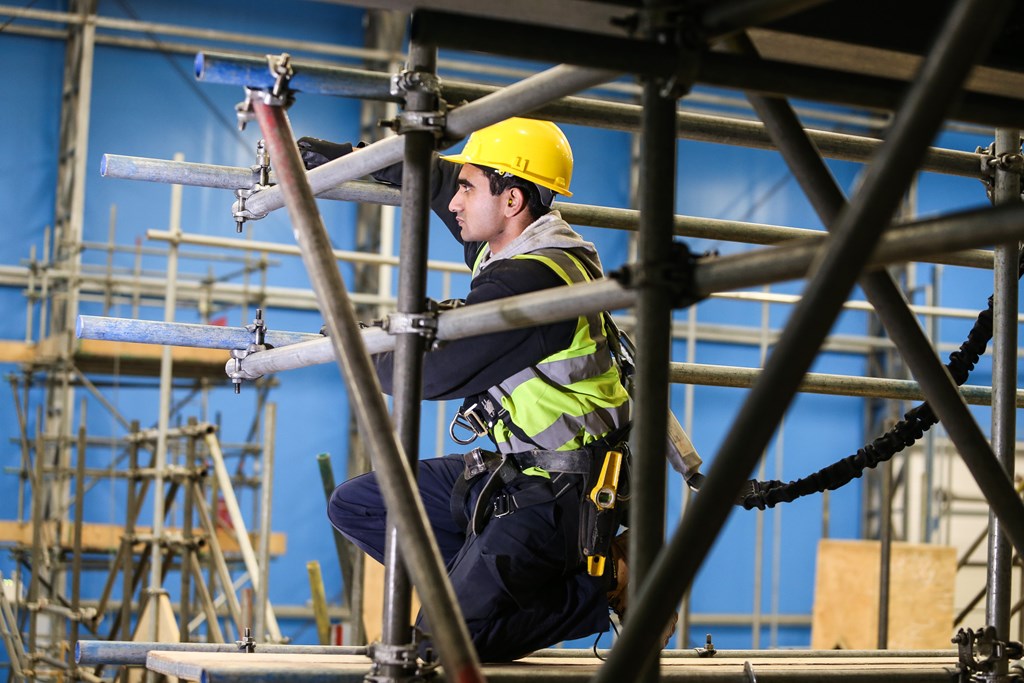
left=699, top=51, right=1024, bottom=130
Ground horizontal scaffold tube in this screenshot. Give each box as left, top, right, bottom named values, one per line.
left=242, top=63, right=619, bottom=219
left=73, top=312, right=1016, bottom=407
left=75, top=315, right=322, bottom=350
left=191, top=51, right=981, bottom=178
left=142, top=652, right=964, bottom=683
left=103, top=155, right=992, bottom=270
left=671, top=362, right=1024, bottom=407
left=77, top=200, right=1024, bottom=382
left=75, top=640, right=367, bottom=666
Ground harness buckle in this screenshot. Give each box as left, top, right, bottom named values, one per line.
left=448, top=403, right=490, bottom=445
left=492, top=493, right=517, bottom=518
left=461, top=448, right=491, bottom=480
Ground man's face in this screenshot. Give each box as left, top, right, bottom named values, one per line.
left=448, top=164, right=509, bottom=246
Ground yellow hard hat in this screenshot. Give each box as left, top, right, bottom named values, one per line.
left=441, top=117, right=574, bottom=197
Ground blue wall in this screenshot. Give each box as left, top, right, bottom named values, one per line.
left=0, top=0, right=1015, bottom=653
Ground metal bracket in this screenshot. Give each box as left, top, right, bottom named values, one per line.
left=380, top=109, right=448, bottom=137
left=227, top=309, right=269, bottom=394
left=635, top=5, right=702, bottom=98
left=267, top=52, right=294, bottom=100
left=235, top=75, right=294, bottom=132
left=382, top=69, right=447, bottom=137
left=953, top=625, right=1024, bottom=682
left=609, top=241, right=709, bottom=310
left=695, top=632, right=717, bottom=658
left=366, top=634, right=438, bottom=682
left=390, top=69, right=441, bottom=100
left=976, top=140, right=1024, bottom=203
left=231, top=140, right=273, bottom=231
left=236, top=627, right=257, bottom=653
left=383, top=310, right=438, bottom=339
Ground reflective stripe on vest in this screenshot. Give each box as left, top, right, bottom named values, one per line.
left=485, top=248, right=630, bottom=453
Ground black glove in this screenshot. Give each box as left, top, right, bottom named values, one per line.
left=297, top=137, right=355, bottom=170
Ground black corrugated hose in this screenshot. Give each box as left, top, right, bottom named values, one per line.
left=736, top=247, right=1022, bottom=511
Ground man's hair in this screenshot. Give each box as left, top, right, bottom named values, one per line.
left=477, top=165, right=552, bottom=222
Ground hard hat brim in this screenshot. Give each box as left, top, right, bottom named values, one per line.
left=438, top=153, right=573, bottom=197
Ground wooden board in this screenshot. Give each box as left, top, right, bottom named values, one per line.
left=812, top=539, right=957, bottom=650
left=0, top=520, right=286, bottom=556
left=0, top=337, right=229, bottom=378
left=361, top=554, right=421, bottom=644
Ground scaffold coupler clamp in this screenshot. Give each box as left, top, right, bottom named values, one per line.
left=629, top=4, right=701, bottom=98
left=234, top=53, right=295, bottom=132
left=608, top=241, right=709, bottom=310
left=366, top=629, right=438, bottom=682
left=382, top=308, right=439, bottom=344
left=976, top=140, right=1024, bottom=204
left=228, top=308, right=270, bottom=394
left=382, top=69, right=447, bottom=139
left=953, top=625, right=1024, bottom=682
left=232, top=139, right=273, bottom=232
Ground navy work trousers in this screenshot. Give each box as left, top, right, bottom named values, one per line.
left=327, top=455, right=609, bottom=662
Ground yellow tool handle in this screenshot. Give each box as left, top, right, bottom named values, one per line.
left=587, top=450, right=623, bottom=577
left=589, top=450, right=623, bottom=509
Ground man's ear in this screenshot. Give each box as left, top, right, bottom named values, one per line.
left=505, top=188, right=526, bottom=216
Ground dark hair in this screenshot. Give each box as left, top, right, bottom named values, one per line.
left=475, top=165, right=552, bottom=222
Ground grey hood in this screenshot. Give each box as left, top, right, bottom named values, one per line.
left=474, top=211, right=604, bottom=278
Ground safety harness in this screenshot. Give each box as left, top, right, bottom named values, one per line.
left=449, top=426, right=631, bottom=537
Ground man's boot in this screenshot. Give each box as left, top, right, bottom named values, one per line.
left=605, top=530, right=678, bottom=647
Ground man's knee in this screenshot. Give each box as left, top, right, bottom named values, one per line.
left=327, top=472, right=381, bottom=533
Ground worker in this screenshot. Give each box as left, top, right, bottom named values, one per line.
left=301, top=118, right=673, bottom=661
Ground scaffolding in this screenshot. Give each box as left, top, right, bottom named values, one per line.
left=5, top=0, right=1024, bottom=681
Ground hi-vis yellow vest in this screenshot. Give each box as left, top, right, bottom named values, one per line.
left=474, top=247, right=631, bottom=454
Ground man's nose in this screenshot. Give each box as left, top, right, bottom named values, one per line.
left=448, top=194, right=460, bottom=213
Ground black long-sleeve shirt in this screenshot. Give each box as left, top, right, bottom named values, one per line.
left=371, top=157, right=577, bottom=400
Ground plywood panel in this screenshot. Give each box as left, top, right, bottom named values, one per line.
left=361, top=555, right=421, bottom=644
left=812, top=539, right=956, bottom=650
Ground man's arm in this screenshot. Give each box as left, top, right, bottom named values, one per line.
left=373, top=258, right=576, bottom=400
left=297, top=137, right=483, bottom=268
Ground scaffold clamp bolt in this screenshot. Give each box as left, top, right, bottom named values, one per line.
left=227, top=309, right=270, bottom=393
left=382, top=310, right=438, bottom=340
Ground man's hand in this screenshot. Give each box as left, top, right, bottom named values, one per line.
left=297, top=137, right=355, bottom=170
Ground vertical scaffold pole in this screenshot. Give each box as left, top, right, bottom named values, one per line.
left=594, top=1, right=1017, bottom=680
left=986, top=126, right=1020, bottom=670
left=250, top=95, right=484, bottom=683
left=379, top=39, right=439, bottom=680
left=629, top=2, right=683, bottom=676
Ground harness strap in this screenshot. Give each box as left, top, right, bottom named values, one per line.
left=449, top=425, right=632, bottom=535
left=453, top=392, right=541, bottom=450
